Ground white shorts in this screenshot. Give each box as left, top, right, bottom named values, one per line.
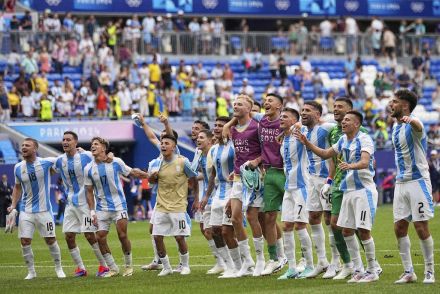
left=149, top=206, right=156, bottom=224
left=63, top=204, right=97, bottom=234
left=19, top=211, right=56, bottom=239
left=96, top=210, right=129, bottom=232
left=337, top=188, right=378, bottom=231
left=152, top=211, right=192, bottom=237
left=230, top=180, right=264, bottom=209
left=210, top=198, right=232, bottom=227
left=393, top=179, right=434, bottom=223
left=306, top=175, right=332, bottom=212
left=281, top=187, right=309, bottom=223
left=203, top=205, right=212, bottom=230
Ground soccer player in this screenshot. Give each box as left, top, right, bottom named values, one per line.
left=194, top=129, right=227, bottom=274
left=224, top=94, right=266, bottom=277
left=201, top=116, right=239, bottom=277
left=298, top=101, right=338, bottom=278
left=85, top=137, right=148, bottom=277
left=295, top=110, right=380, bottom=283
left=53, top=131, right=109, bottom=277
left=252, top=93, right=287, bottom=275
left=7, top=138, right=66, bottom=280
left=149, top=134, right=198, bottom=276
left=390, top=89, right=435, bottom=284
left=277, top=108, right=314, bottom=280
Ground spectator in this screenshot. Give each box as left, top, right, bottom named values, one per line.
left=66, top=35, right=79, bottom=66
left=21, top=10, right=33, bottom=31
left=87, top=71, right=100, bottom=93
left=371, top=28, right=382, bottom=57
left=118, top=43, right=132, bottom=67
left=6, top=49, right=20, bottom=75
left=432, top=83, right=440, bottom=111
left=106, top=20, right=118, bottom=52
left=242, top=47, right=253, bottom=73
left=179, top=86, right=194, bottom=117
left=0, top=174, right=12, bottom=227
left=222, top=64, right=234, bottom=88
left=166, top=86, right=181, bottom=117
left=300, top=55, right=312, bottom=80
left=175, top=10, right=187, bottom=32
left=428, top=150, right=440, bottom=204
left=7, top=85, right=19, bottom=118
left=142, top=12, right=156, bottom=54
left=297, top=20, right=308, bottom=54
left=128, top=14, right=141, bottom=54
left=319, top=17, right=333, bottom=37
left=239, top=78, right=254, bottom=97
left=211, top=17, right=224, bottom=55
left=9, top=15, right=20, bottom=51
left=63, top=12, right=74, bottom=32
left=383, top=27, right=396, bottom=65
left=201, top=17, right=212, bottom=54
left=344, top=56, right=355, bottom=74
left=211, top=62, right=224, bottom=86
left=397, top=67, right=411, bottom=88
left=118, top=82, right=132, bottom=116
left=269, top=49, right=278, bottom=79
left=345, top=16, right=358, bottom=54
left=79, top=33, right=94, bottom=54
left=40, top=94, right=53, bottom=121
left=381, top=172, right=395, bottom=204
left=52, top=38, right=65, bottom=74
left=21, top=89, right=34, bottom=117
left=147, top=84, right=156, bottom=116
left=85, top=86, right=96, bottom=116
left=411, top=50, right=424, bottom=71
left=253, top=48, right=263, bottom=72
left=21, top=49, right=38, bottom=75
left=109, top=89, right=122, bottom=119
left=370, top=16, right=384, bottom=33
left=39, top=46, right=51, bottom=73
left=0, top=86, right=10, bottom=122
left=311, top=68, right=323, bottom=98
left=288, top=23, right=298, bottom=55
left=86, top=15, right=97, bottom=42
left=96, top=88, right=108, bottom=117
left=149, top=57, right=161, bottom=86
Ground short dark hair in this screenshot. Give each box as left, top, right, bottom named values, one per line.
left=194, top=120, right=210, bottom=131
left=394, top=89, right=418, bottom=112
left=24, top=137, right=38, bottom=149
left=253, top=101, right=261, bottom=110
left=282, top=107, right=300, bottom=121
left=63, top=131, right=78, bottom=141
left=334, top=97, right=353, bottom=109
left=266, top=93, right=283, bottom=103
left=304, top=101, right=323, bottom=115
left=199, top=129, right=213, bottom=139
left=162, top=129, right=179, bottom=140
left=215, top=116, right=230, bottom=124
left=346, top=110, right=363, bottom=124
left=91, top=137, right=110, bottom=153
left=161, top=134, right=177, bottom=144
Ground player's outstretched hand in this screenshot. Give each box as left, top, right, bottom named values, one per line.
left=293, top=129, right=307, bottom=144
left=225, top=200, right=232, bottom=218
left=200, top=197, right=208, bottom=211
left=400, top=116, right=413, bottom=124
left=158, top=113, right=168, bottom=124
left=5, top=208, right=18, bottom=233
left=320, top=183, right=331, bottom=200
left=90, top=210, right=98, bottom=227
left=105, top=152, right=114, bottom=163
left=191, top=199, right=199, bottom=214
left=338, top=162, right=351, bottom=171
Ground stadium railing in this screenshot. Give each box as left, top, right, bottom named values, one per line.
left=0, top=31, right=439, bottom=57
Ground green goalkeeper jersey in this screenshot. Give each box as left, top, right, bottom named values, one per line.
left=328, top=125, right=368, bottom=190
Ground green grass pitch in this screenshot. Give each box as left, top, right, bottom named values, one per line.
left=0, top=205, right=439, bottom=293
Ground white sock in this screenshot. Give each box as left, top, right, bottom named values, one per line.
left=238, top=239, right=254, bottom=264
left=344, top=235, right=363, bottom=272
left=283, top=231, right=296, bottom=270
left=253, top=236, right=265, bottom=261
left=311, top=224, right=328, bottom=265
left=398, top=236, right=413, bottom=272
left=151, top=235, right=160, bottom=263
left=48, top=241, right=62, bottom=269
left=91, top=243, right=107, bottom=267
left=297, top=228, right=314, bottom=267
left=276, top=237, right=286, bottom=259
left=69, top=247, right=85, bottom=270
left=180, top=252, right=189, bottom=267
left=218, top=246, right=235, bottom=271
left=327, top=225, right=340, bottom=265
left=124, top=252, right=132, bottom=267
left=103, top=253, right=119, bottom=271
left=420, top=236, right=434, bottom=273
left=361, top=238, right=376, bottom=272
left=207, top=239, right=220, bottom=264
left=21, top=245, right=35, bottom=273
left=229, top=246, right=242, bottom=270
left=160, top=255, right=171, bottom=270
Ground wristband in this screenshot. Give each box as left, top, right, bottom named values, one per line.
left=326, top=177, right=333, bottom=185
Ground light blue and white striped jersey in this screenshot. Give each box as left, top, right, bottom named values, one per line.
left=391, top=117, right=429, bottom=182
left=148, top=157, right=162, bottom=197
left=84, top=157, right=132, bottom=212
left=281, top=129, right=310, bottom=190
left=305, top=122, right=335, bottom=178
left=332, top=132, right=375, bottom=191
left=54, top=151, right=93, bottom=207
left=208, top=141, right=235, bottom=200
left=14, top=157, right=57, bottom=213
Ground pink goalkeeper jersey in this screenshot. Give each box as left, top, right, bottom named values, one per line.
left=231, top=119, right=261, bottom=174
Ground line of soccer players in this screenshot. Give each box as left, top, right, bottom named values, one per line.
left=6, top=89, right=435, bottom=284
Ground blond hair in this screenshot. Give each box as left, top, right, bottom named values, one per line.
left=235, top=94, right=254, bottom=108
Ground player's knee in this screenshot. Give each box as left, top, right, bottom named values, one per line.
left=231, top=215, right=242, bottom=228
left=45, top=237, right=56, bottom=245
left=341, top=228, right=354, bottom=237
left=357, top=229, right=371, bottom=241
left=65, top=233, right=76, bottom=247
left=84, top=232, right=96, bottom=244
left=212, top=226, right=222, bottom=237
left=20, top=238, right=32, bottom=246
left=221, top=226, right=233, bottom=240
left=117, top=231, right=128, bottom=241
left=414, top=221, right=430, bottom=239
left=283, top=222, right=294, bottom=231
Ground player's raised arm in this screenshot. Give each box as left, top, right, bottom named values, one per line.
left=137, top=113, right=160, bottom=146
left=222, top=117, right=238, bottom=141
left=159, top=113, right=174, bottom=137
left=294, top=129, right=337, bottom=160
left=400, top=115, right=423, bottom=132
